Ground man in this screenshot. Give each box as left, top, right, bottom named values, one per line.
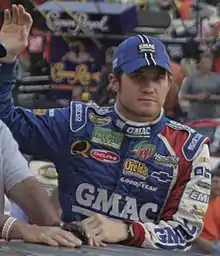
left=10, top=161, right=61, bottom=222
left=0, top=5, right=211, bottom=251
left=192, top=169, right=220, bottom=254
left=163, top=61, right=185, bottom=120
left=0, top=119, right=81, bottom=247
left=179, top=53, right=220, bottom=121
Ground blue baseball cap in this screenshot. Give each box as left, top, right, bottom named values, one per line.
left=112, top=34, right=171, bottom=74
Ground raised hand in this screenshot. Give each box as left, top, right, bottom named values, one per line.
left=0, top=5, right=33, bottom=61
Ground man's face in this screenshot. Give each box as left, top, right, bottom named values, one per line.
left=113, top=66, right=170, bottom=120
left=211, top=176, right=220, bottom=198
left=199, top=57, right=213, bottom=72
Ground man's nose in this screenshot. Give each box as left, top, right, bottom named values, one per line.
left=139, top=80, right=156, bottom=91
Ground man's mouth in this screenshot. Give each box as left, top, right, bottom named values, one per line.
left=138, top=98, right=156, bottom=103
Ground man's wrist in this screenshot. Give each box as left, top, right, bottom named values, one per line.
left=118, top=222, right=130, bottom=242
left=9, top=219, right=29, bottom=240
left=120, top=222, right=145, bottom=247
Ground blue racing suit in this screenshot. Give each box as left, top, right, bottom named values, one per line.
left=0, top=62, right=211, bottom=251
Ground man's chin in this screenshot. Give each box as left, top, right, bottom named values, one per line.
left=134, top=109, right=160, bottom=121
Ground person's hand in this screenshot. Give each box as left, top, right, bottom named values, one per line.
left=0, top=5, right=32, bottom=61
left=80, top=214, right=128, bottom=245
left=62, top=221, right=106, bottom=247
left=21, top=224, right=82, bottom=248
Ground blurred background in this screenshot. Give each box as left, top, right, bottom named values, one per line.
left=0, top=0, right=220, bottom=168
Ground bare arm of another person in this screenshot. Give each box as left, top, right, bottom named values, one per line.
left=195, top=237, right=213, bottom=254
left=0, top=214, right=82, bottom=247
left=179, top=76, right=207, bottom=101
left=1, top=119, right=60, bottom=226
left=204, top=75, right=220, bottom=103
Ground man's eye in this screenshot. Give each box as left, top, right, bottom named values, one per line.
left=130, top=74, right=143, bottom=80
left=153, top=75, right=165, bottom=81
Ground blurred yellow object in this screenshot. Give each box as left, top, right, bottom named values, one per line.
left=81, top=92, right=91, bottom=102
left=29, top=161, right=58, bottom=188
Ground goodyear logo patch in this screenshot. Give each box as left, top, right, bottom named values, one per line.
left=123, top=159, right=148, bottom=180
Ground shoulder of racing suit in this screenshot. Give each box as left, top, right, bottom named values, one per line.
left=69, top=101, right=113, bottom=133
left=166, top=119, right=209, bottom=162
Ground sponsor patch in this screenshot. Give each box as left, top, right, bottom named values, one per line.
left=33, top=109, right=47, bottom=115
left=120, top=177, right=157, bottom=191
left=153, top=153, right=179, bottom=168
left=89, top=102, right=110, bottom=115
left=194, top=167, right=211, bottom=179
left=138, top=43, right=155, bottom=53
left=49, top=109, right=55, bottom=117
left=89, top=113, right=111, bottom=125
left=168, top=120, right=196, bottom=133
left=189, top=190, right=210, bottom=203
left=90, top=149, right=120, bottom=163
left=91, top=126, right=124, bottom=149
left=123, top=159, right=148, bottom=180
left=190, top=204, right=205, bottom=220
left=70, top=140, right=91, bottom=158
left=188, top=133, right=203, bottom=151
left=150, top=171, right=173, bottom=183
left=74, top=182, right=159, bottom=222
left=197, top=181, right=211, bottom=190
left=154, top=220, right=197, bottom=248
left=126, top=126, right=151, bottom=137
left=75, top=103, right=83, bottom=122
left=133, top=141, right=156, bottom=160
left=199, top=156, right=209, bottom=163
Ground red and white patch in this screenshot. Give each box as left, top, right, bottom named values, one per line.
left=91, top=149, right=120, bottom=163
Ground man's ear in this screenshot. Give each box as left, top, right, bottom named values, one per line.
left=167, top=74, right=172, bottom=94
left=108, top=73, right=118, bottom=92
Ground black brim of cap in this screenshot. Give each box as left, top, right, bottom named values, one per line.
left=0, top=43, right=7, bottom=58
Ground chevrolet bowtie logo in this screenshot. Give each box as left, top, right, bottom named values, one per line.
left=151, top=171, right=173, bottom=183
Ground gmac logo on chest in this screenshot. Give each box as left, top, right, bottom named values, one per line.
left=126, top=127, right=151, bottom=137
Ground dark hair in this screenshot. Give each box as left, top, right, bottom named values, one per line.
left=113, top=68, right=122, bottom=81
left=113, top=66, right=172, bottom=84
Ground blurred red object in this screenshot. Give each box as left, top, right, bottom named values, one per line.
left=33, top=0, right=48, bottom=4
left=0, top=1, right=10, bottom=10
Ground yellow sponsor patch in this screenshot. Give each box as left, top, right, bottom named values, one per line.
left=33, top=109, right=47, bottom=116
left=123, top=159, right=148, bottom=180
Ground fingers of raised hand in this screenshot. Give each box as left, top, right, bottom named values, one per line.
left=12, top=5, right=19, bottom=24
left=3, top=9, right=11, bottom=26
left=3, top=5, right=32, bottom=30
left=18, top=5, right=33, bottom=32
